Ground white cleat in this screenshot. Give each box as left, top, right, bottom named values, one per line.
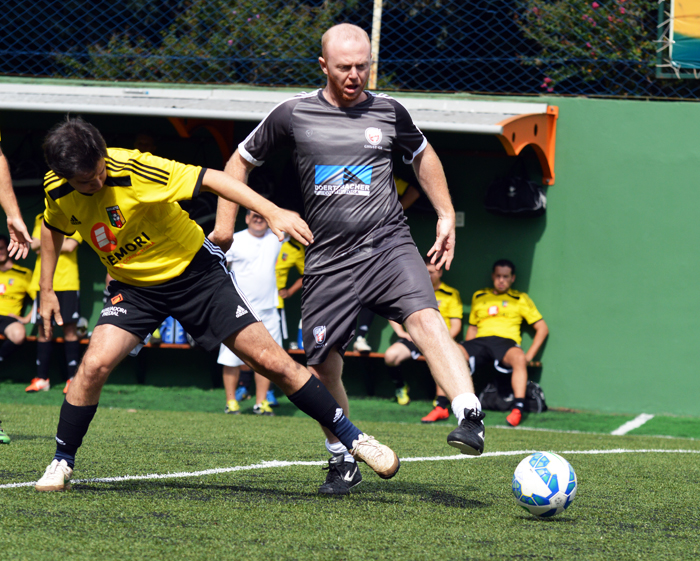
left=352, top=336, right=372, bottom=353
left=350, top=433, right=400, bottom=479
left=36, top=459, right=73, bottom=492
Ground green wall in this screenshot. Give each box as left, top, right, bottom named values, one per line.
left=2, top=95, right=700, bottom=416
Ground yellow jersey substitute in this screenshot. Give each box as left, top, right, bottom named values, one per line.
left=0, top=264, right=32, bottom=316
left=29, top=214, right=82, bottom=297
left=276, top=239, right=305, bottom=309
left=43, top=148, right=206, bottom=286
left=468, top=288, right=543, bottom=345
left=435, top=282, right=463, bottom=331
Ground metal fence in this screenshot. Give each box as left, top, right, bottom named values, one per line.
left=0, top=0, right=698, bottom=100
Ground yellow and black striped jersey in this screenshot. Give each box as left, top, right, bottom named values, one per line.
left=29, top=213, right=82, bottom=297
left=435, top=282, right=463, bottom=330
left=43, top=148, right=206, bottom=287
left=0, top=264, right=31, bottom=316
left=468, top=288, right=543, bottom=345
left=275, top=239, right=305, bottom=309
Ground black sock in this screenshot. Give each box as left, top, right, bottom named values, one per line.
left=436, top=395, right=450, bottom=409
left=54, top=400, right=98, bottom=468
left=239, top=368, right=253, bottom=389
left=387, top=366, right=405, bottom=389
left=514, top=399, right=525, bottom=411
left=0, top=340, right=20, bottom=362
left=64, top=341, right=81, bottom=379
left=287, top=376, right=362, bottom=450
left=36, top=341, right=52, bottom=379
left=356, top=307, right=375, bottom=338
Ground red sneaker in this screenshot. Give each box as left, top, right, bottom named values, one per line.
left=63, top=378, right=73, bottom=395
left=25, top=378, right=50, bottom=392
left=506, top=408, right=522, bottom=427
left=421, top=406, right=450, bottom=423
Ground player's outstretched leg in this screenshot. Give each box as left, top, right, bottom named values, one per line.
left=36, top=325, right=140, bottom=491
left=447, top=408, right=486, bottom=455
left=225, top=323, right=400, bottom=481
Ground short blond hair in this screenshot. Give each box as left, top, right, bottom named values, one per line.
left=321, top=23, right=371, bottom=59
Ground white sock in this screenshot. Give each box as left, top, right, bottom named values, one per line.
left=325, top=439, right=355, bottom=464
left=451, top=393, right=482, bottom=423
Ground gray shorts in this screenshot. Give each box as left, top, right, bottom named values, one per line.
left=301, top=243, right=438, bottom=365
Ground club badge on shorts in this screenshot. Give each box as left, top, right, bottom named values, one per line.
left=313, top=325, right=327, bottom=347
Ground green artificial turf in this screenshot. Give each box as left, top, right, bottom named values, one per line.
left=1, top=385, right=700, bottom=560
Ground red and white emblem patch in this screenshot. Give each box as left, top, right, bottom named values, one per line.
left=90, top=222, right=118, bottom=252
left=488, top=305, right=499, bottom=316
left=313, top=325, right=327, bottom=346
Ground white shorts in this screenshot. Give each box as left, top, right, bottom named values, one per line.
left=217, top=307, right=282, bottom=367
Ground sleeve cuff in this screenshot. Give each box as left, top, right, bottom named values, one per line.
left=43, top=219, right=75, bottom=237
left=193, top=168, right=207, bottom=198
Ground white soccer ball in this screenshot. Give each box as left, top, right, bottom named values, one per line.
left=512, top=452, right=577, bottom=518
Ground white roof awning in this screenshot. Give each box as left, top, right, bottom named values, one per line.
left=0, top=83, right=558, bottom=183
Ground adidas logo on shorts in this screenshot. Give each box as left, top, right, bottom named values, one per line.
left=235, top=306, right=248, bottom=318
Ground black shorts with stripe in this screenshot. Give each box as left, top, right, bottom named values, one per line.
left=34, top=291, right=81, bottom=325
left=98, top=240, right=259, bottom=351
left=460, top=336, right=518, bottom=374
left=0, top=315, right=20, bottom=333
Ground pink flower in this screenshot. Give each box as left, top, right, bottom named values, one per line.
left=541, top=83, right=547, bottom=88
left=232, top=10, right=237, bottom=14
left=256, top=14, right=260, bottom=19
left=532, top=6, right=539, bottom=14
left=547, top=87, right=554, bottom=92
left=582, top=14, right=588, bottom=20
left=544, top=77, right=552, bottom=83
left=608, top=15, right=614, bottom=21
left=227, top=39, right=233, bottom=45
left=247, top=17, right=251, bottom=22
left=586, top=42, right=592, bottom=48
left=592, top=1, right=599, bottom=8
left=620, top=7, right=625, bottom=14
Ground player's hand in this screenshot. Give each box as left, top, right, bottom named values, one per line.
left=207, top=229, right=233, bottom=252
left=266, top=208, right=314, bottom=246
left=427, top=215, right=456, bottom=271
left=6, top=216, right=32, bottom=259
left=40, top=289, right=62, bottom=339
left=7, top=313, right=30, bottom=325
left=279, top=288, right=289, bottom=299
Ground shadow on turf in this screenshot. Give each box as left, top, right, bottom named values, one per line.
left=68, top=479, right=488, bottom=508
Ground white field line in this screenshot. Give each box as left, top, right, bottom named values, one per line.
left=610, top=414, right=655, bottom=435
left=2, top=448, right=699, bottom=490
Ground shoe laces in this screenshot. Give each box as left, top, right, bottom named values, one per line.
left=461, top=408, right=485, bottom=428
left=351, top=434, right=382, bottom=461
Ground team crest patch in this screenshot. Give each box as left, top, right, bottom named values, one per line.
left=364, top=127, right=382, bottom=146
left=313, top=325, right=327, bottom=347
left=281, top=253, right=288, bottom=261
left=106, top=205, right=126, bottom=229
left=111, top=294, right=124, bottom=305
left=8, top=279, right=14, bottom=286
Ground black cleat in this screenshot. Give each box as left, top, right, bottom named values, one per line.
left=318, top=453, right=362, bottom=495
left=447, top=408, right=485, bottom=456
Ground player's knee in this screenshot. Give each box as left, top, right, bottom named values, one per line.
left=6, top=323, right=25, bottom=345
left=79, top=353, right=112, bottom=385
left=384, top=346, right=403, bottom=366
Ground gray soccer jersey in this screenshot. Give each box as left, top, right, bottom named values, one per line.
left=239, top=90, right=428, bottom=275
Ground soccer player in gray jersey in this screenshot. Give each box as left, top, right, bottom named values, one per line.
left=211, top=23, right=485, bottom=495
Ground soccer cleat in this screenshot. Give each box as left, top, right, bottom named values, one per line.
left=266, top=389, right=279, bottom=407
left=224, top=399, right=240, bottom=414
left=350, top=434, right=400, bottom=480
left=0, top=422, right=10, bottom=444
left=235, top=386, right=250, bottom=401
left=353, top=335, right=372, bottom=353
left=63, top=378, right=73, bottom=395
left=318, top=453, right=362, bottom=495
left=253, top=400, right=274, bottom=416
left=150, top=328, right=162, bottom=345
left=447, top=408, right=486, bottom=456
left=395, top=385, right=411, bottom=406
left=25, top=378, right=50, bottom=392
left=421, top=405, right=450, bottom=423
left=506, top=407, right=523, bottom=427
left=36, top=459, right=73, bottom=492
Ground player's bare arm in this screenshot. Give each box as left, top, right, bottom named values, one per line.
left=39, top=222, right=64, bottom=338
left=208, top=150, right=252, bottom=251
left=524, top=319, right=549, bottom=363
left=465, top=325, right=478, bottom=341
left=201, top=168, right=314, bottom=247
left=412, top=143, right=456, bottom=271
left=0, top=147, right=32, bottom=259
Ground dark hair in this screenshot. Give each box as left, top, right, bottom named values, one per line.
left=493, top=259, right=516, bottom=275
left=43, top=116, right=107, bottom=179
left=0, top=234, right=8, bottom=247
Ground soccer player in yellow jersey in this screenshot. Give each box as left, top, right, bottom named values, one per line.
left=0, top=131, right=32, bottom=259
left=384, top=256, right=463, bottom=416
left=26, top=213, right=83, bottom=394
left=459, top=259, right=549, bottom=427
left=35, top=116, right=398, bottom=492
left=275, top=238, right=305, bottom=338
